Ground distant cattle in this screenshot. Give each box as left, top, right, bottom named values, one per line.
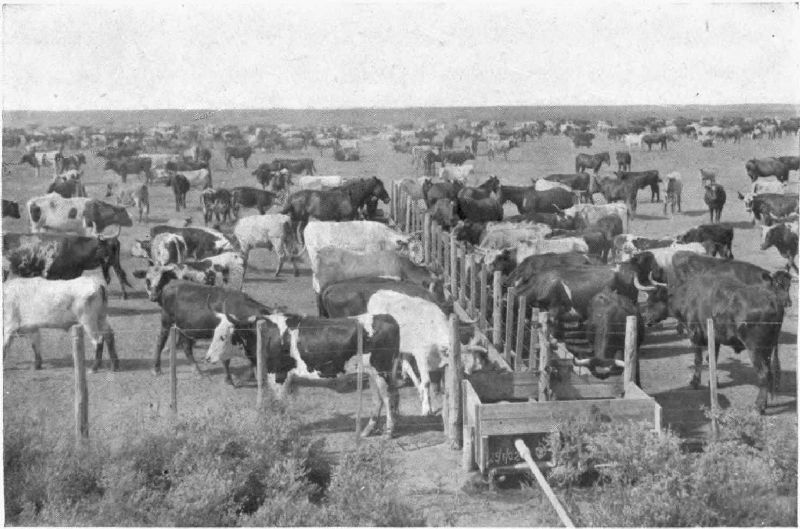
left=231, top=187, right=277, bottom=217
left=225, top=145, right=253, bottom=168
left=105, top=183, right=149, bottom=222
left=615, top=151, right=631, bottom=172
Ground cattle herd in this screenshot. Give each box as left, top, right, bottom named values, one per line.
left=2, top=114, right=799, bottom=440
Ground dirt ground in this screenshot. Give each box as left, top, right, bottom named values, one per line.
left=2, top=128, right=797, bottom=525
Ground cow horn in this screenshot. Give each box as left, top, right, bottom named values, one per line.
left=97, top=225, right=121, bottom=240
left=457, top=313, right=477, bottom=324
left=614, top=359, right=626, bottom=368
left=573, top=356, right=592, bottom=367
left=632, top=274, right=656, bottom=291
left=464, top=345, right=488, bottom=354
left=648, top=272, right=668, bottom=287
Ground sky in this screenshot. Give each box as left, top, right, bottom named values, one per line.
left=2, top=1, right=799, bottom=110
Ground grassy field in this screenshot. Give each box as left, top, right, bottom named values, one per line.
left=2, top=113, right=798, bottom=525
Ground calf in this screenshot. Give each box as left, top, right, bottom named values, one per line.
left=761, top=222, right=798, bottom=273
left=676, top=224, right=733, bottom=258
left=104, top=157, right=152, bottom=183
left=3, top=277, right=117, bottom=372
left=47, top=173, right=87, bottom=198
left=231, top=186, right=276, bottom=217
left=663, top=172, right=682, bottom=216
left=703, top=182, right=726, bottom=223
left=168, top=173, right=190, bottom=211
left=106, top=182, right=149, bottom=222
left=201, top=188, right=232, bottom=225
left=618, top=170, right=660, bottom=202
left=233, top=214, right=302, bottom=278
left=205, top=311, right=400, bottom=437
left=522, top=187, right=575, bottom=215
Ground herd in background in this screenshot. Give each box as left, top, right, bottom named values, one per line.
left=2, top=113, right=799, bottom=436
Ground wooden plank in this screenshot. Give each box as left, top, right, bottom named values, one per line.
left=450, top=232, right=457, bottom=298
left=469, top=254, right=479, bottom=318
left=529, top=308, right=539, bottom=372
left=405, top=196, right=412, bottom=233
left=514, top=440, right=575, bottom=528
left=71, top=325, right=89, bottom=441
left=447, top=314, right=463, bottom=449
left=459, top=245, right=468, bottom=307
left=390, top=182, right=396, bottom=222
left=623, top=383, right=652, bottom=400
left=515, top=296, right=527, bottom=371
left=479, top=262, right=489, bottom=331
left=708, top=318, right=719, bottom=440
left=169, top=326, right=178, bottom=414
left=256, top=320, right=266, bottom=408
left=538, top=311, right=550, bottom=402
left=466, top=371, right=538, bottom=401
left=492, top=271, right=503, bottom=349
left=356, top=322, right=364, bottom=443
left=624, top=315, right=637, bottom=394
left=462, top=380, right=478, bottom=471
left=504, top=289, right=515, bottom=365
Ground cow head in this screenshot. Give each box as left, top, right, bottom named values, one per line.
left=640, top=286, right=671, bottom=326
left=770, top=270, right=793, bottom=307
left=626, top=252, right=665, bottom=289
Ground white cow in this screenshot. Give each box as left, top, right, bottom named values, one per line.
left=137, top=153, right=181, bottom=167
left=3, top=277, right=117, bottom=372
left=27, top=193, right=92, bottom=235
left=176, top=168, right=211, bottom=188
left=533, top=178, right=572, bottom=192
left=366, top=290, right=485, bottom=416
left=233, top=214, right=302, bottom=278
left=751, top=179, right=786, bottom=195
left=515, top=237, right=590, bottom=264
left=296, top=175, right=344, bottom=190
left=439, top=164, right=474, bottom=183
left=304, top=221, right=412, bottom=291
left=561, top=202, right=630, bottom=232
left=624, top=134, right=644, bottom=150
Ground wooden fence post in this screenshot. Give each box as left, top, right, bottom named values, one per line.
left=450, top=233, right=457, bottom=299
left=356, top=322, right=364, bottom=444
left=459, top=245, right=468, bottom=308
left=469, top=254, right=479, bottom=317
left=538, top=312, right=550, bottom=402
left=423, top=213, right=431, bottom=265
left=492, top=271, right=503, bottom=349
left=405, top=196, right=412, bottom=233
left=529, top=308, right=539, bottom=371
left=514, top=440, right=575, bottom=528
left=446, top=314, right=463, bottom=449
left=461, top=379, right=475, bottom=470
left=479, top=262, right=488, bottom=330
left=256, top=320, right=266, bottom=408
left=624, top=315, right=637, bottom=395
left=707, top=318, right=719, bottom=440
left=390, top=182, right=396, bottom=222
left=515, top=296, right=527, bottom=371
left=71, top=325, right=89, bottom=441
left=504, top=289, right=515, bottom=366
left=169, top=325, right=178, bottom=414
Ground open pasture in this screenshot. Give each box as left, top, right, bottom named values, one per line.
left=2, top=118, right=798, bottom=524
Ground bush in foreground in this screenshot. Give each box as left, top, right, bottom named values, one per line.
left=4, top=403, right=419, bottom=526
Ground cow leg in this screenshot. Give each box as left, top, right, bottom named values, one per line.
left=360, top=368, right=383, bottom=438
left=30, top=330, right=43, bottom=370
left=152, top=326, right=170, bottom=375
left=690, top=343, right=704, bottom=389
left=747, top=346, right=772, bottom=414
left=105, top=326, right=119, bottom=371
left=222, top=359, right=235, bottom=385
left=183, top=339, right=204, bottom=376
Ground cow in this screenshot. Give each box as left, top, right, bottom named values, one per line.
left=618, top=170, right=660, bottom=203
left=205, top=310, right=401, bottom=437
left=2, top=199, right=21, bottom=218
left=575, top=152, right=610, bottom=174
left=497, top=184, right=534, bottom=213
left=613, top=235, right=676, bottom=263
left=750, top=179, right=786, bottom=195
left=164, top=159, right=208, bottom=172
left=47, top=173, right=87, bottom=198
left=776, top=156, right=799, bottom=175
left=3, top=277, right=117, bottom=372
left=456, top=195, right=503, bottom=223
left=422, top=180, right=463, bottom=208
left=27, top=194, right=132, bottom=237
left=761, top=222, right=798, bottom=273
left=572, top=132, right=594, bottom=148
left=3, top=232, right=133, bottom=299
left=699, top=168, right=717, bottom=185
left=487, top=140, right=515, bottom=161
left=252, top=164, right=275, bottom=189
left=303, top=221, right=411, bottom=291
left=138, top=153, right=181, bottom=168
left=297, top=175, right=344, bottom=190
left=676, top=224, right=733, bottom=258
left=168, top=173, right=190, bottom=212
left=439, top=164, right=474, bottom=183
left=573, top=289, right=644, bottom=385
left=365, top=290, right=486, bottom=416
left=521, top=187, right=576, bottom=215
left=230, top=187, right=277, bottom=217
left=134, top=252, right=244, bottom=301
left=615, top=151, right=631, bottom=172
left=339, top=177, right=391, bottom=219
left=57, top=153, right=87, bottom=173
left=544, top=173, right=593, bottom=203
left=19, top=151, right=60, bottom=178
left=172, top=168, right=212, bottom=189
left=593, top=175, right=639, bottom=215
left=200, top=188, right=232, bottom=225
left=312, top=247, right=442, bottom=311
left=441, top=150, right=475, bottom=166
left=746, top=158, right=790, bottom=183
left=150, top=281, right=271, bottom=379
left=513, top=237, right=591, bottom=265
left=281, top=190, right=356, bottom=242
left=560, top=203, right=630, bottom=233
left=270, top=157, right=315, bottom=175
left=233, top=214, right=302, bottom=279
left=104, top=158, right=152, bottom=184
left=139, top=232, right=188, bottom=266
left=642, top=133, right=668, bottom=150
left=703, top=182, right=727, bottom=223
left=504, top=252, right=593, bottom=288
left=532, top=178, right=571, bottom=192
left=148, top=225, right=234, bottom=260
left=333, top=146, right=360, bottom=161
left=663, top=172, right=682, bottom=216
left=737, top=193, right=798, bottom=226
left=640, top=274, right=784, bottom=414
left=320, top=277, right=450, bottom=318
left=624, top=133, right=644, bottom=149
left=224, top=145, right=253, bottom=168
left=105, top=182, right=149, bottom=223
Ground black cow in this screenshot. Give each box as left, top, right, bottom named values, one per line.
left=320, top=277, right=449, bottom=318
left=167, top=173, right=190, bottom=212
left=152, top=281, right=271, bottom=381
left=97, top=145, right=140, bottom=159
left=641, top=275, right=784, bottom=413
left=676, top=224, right=734, bottom=258
left=149, top=225, right=234, bottom=259
left=618, top=170, right=660, bottom=202
left=82, top=200, right=133, bottom=235
left=575, top=152, right=610, bottom=174
left=572, top=290, right=643, bottom=385
left=441, top=150, right=475, bottom=166
left=593, top=176, right=639, bottom=213
left=544, top=173, right=593, bottom=203
left=776, top=156, right=799, bottom=175
left=615, top=151, right=631, bottom=172
left=761, top=222, right=798, bottom=273
left=201, top=188, right=232, bottom=225
left=57, top=153, right=87, bottom=172
left=198, top=148, right=212, bottom=164
left=458, top=176, right=500, bottom=201
left=422, top=180, right=462, bottom=208
left=572, top=132, right=594, bottom=148
left=451, top=219, right=486, bottom=245
left=4, top=233, right=132, bottom=299
left=737, top=193, right=799, bottom=226
left=281, top=190, right=356, bottom=242
left=231, top=186, right=276, bottom=217
left=47, top=174, right=87, bottom=198
left=703, top=182, right=726, bottom=223
left=104, top=157, right=152, bottom=183
left=421, top=150, right=441, bottom=177
left=576, top=214, right=624, bottom=263
left=252, top=163, right=274, bottom=189
left=504, top=212, right=575, bottom=230
left=521, top=187, right=575, bottom=214
left=3, top=199, right=21, bottom=218
left=270, top=158, right=315, bottom=175
left=339, top=176, right=390, bottom=219
left=224, top=145, right=253, bottom=168
left=745, top=158, right=790, bottom=183
left=498, top=184, right=533, bottom=213
left=428, top=198, right=460, bottom=229
left=456, top=196, right=503, bottom=223
left=664, top=175, right=682, bottom=215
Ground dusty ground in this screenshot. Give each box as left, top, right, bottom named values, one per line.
left=2, top=129, right=797, bottom=525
